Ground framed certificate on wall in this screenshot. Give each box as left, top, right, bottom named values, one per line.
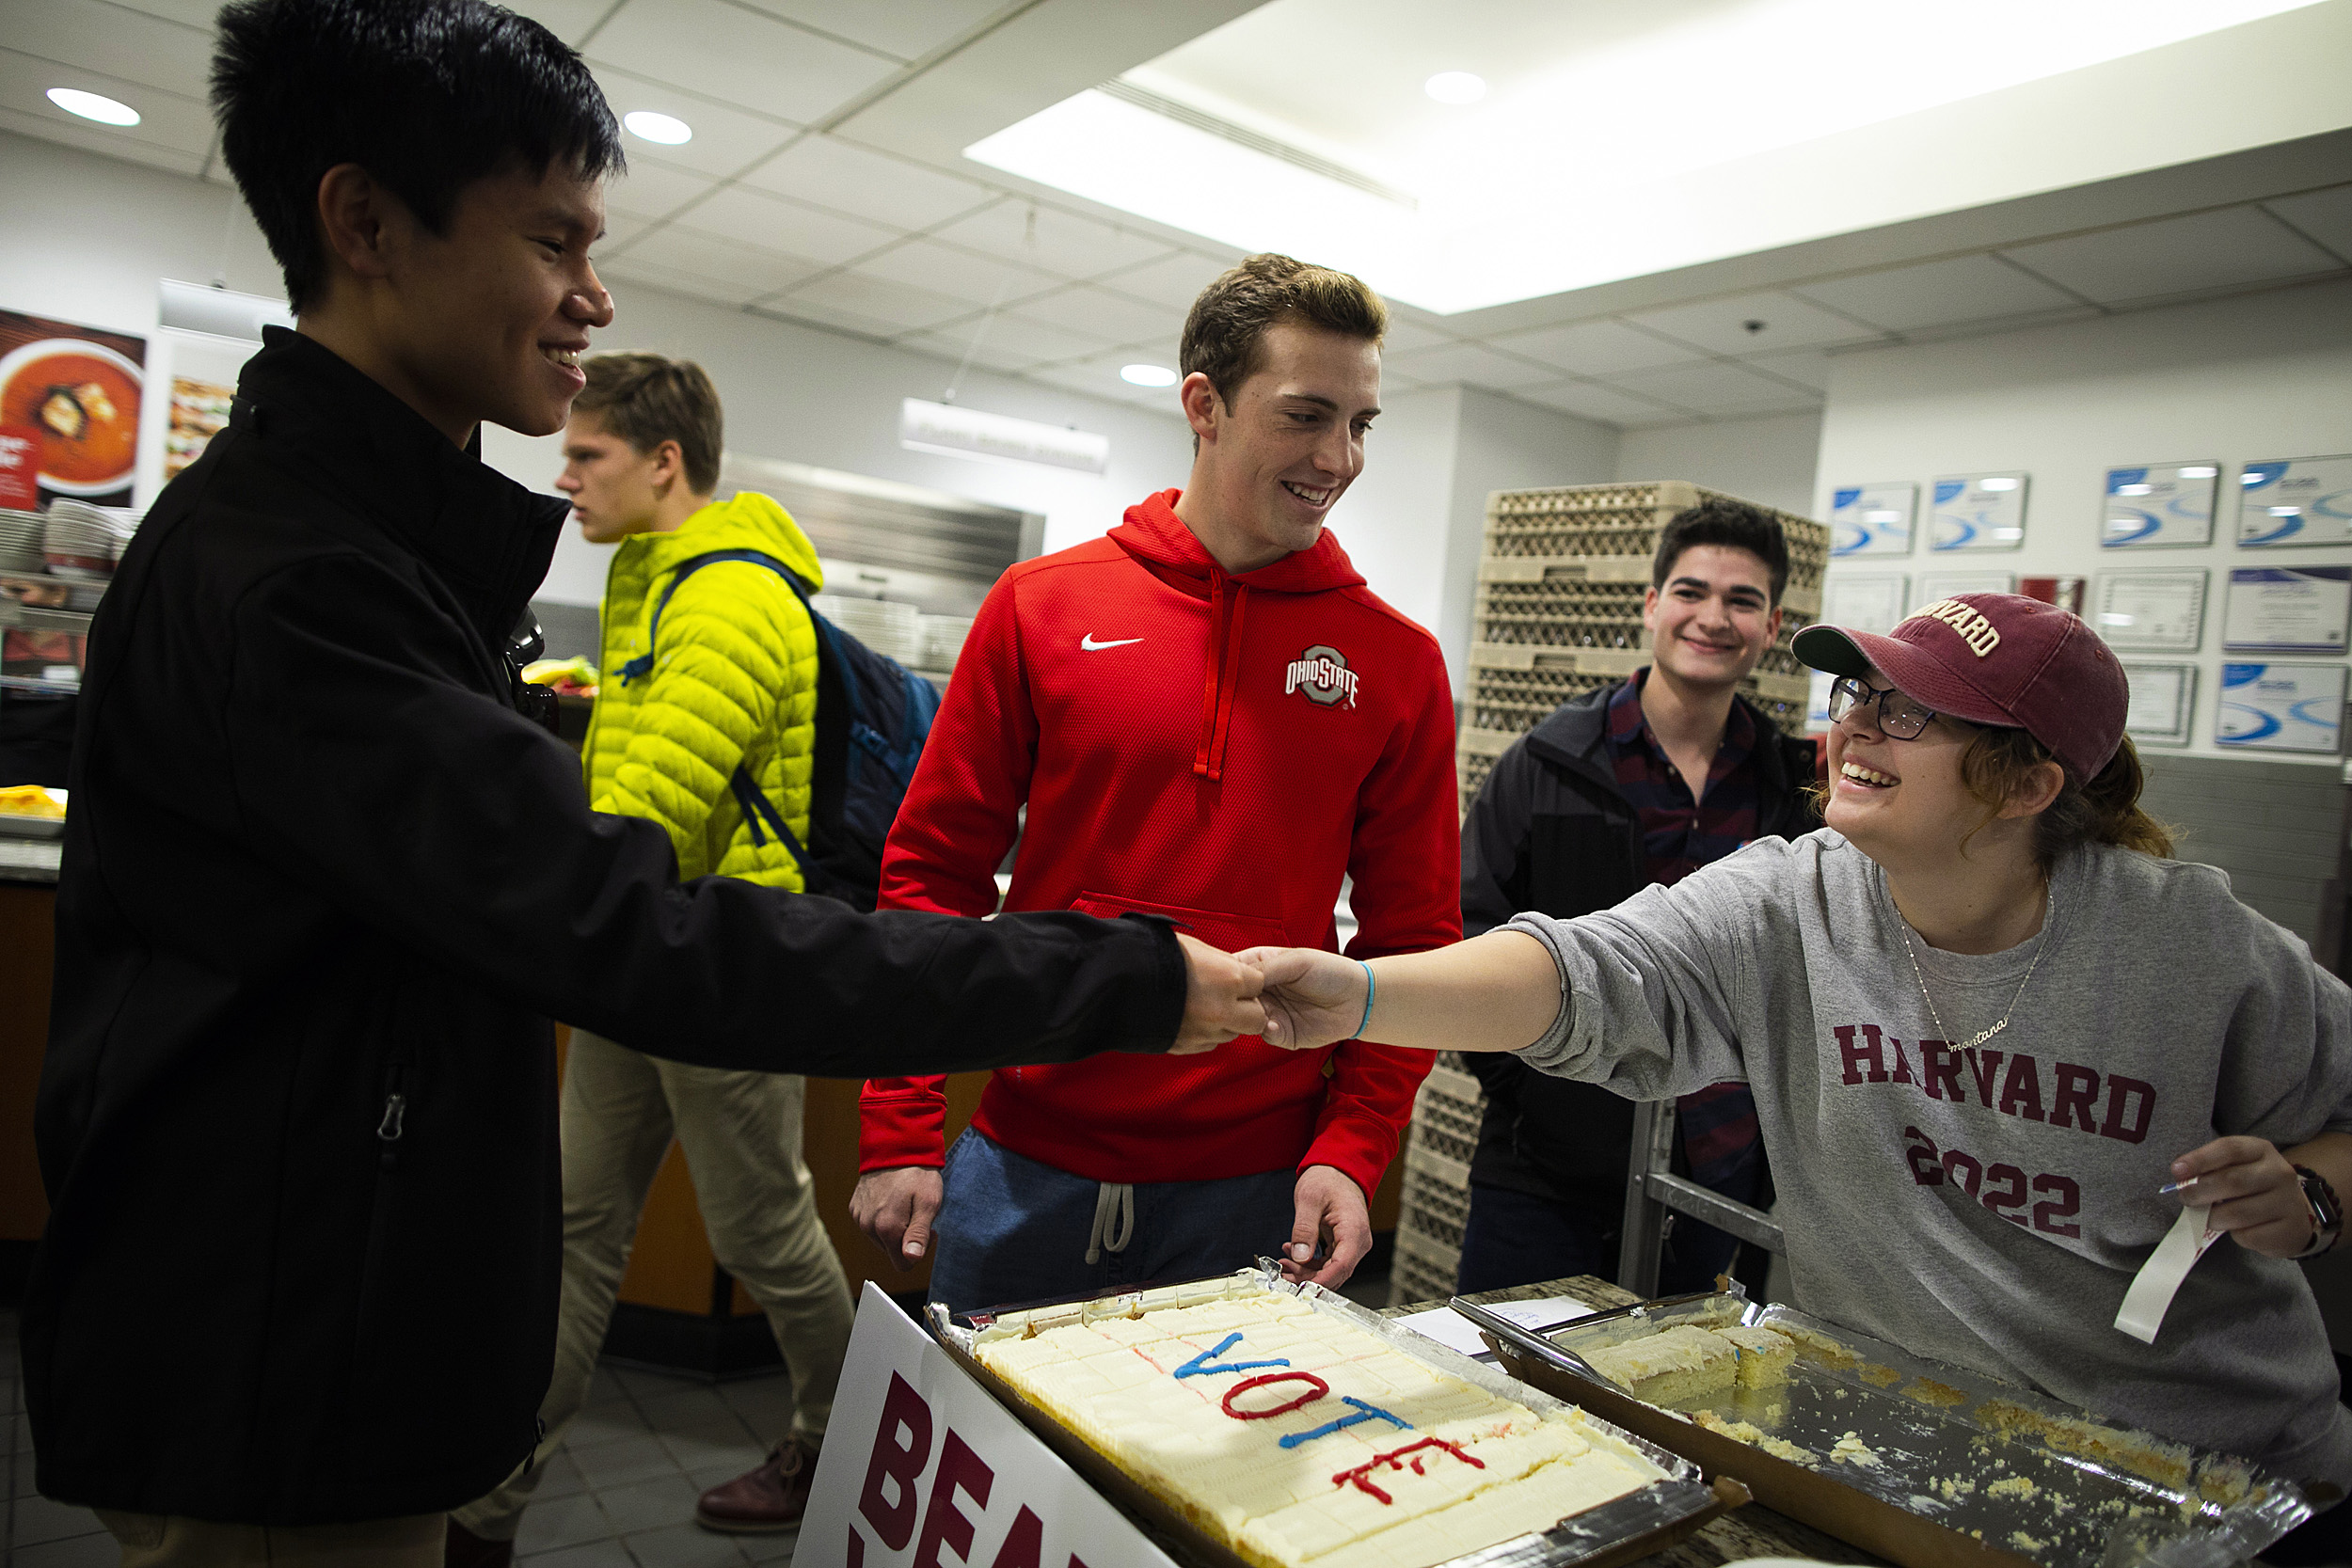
left=2222, top=566, right=2352, bottom=654
left=1830, top=483, right=1915, bottom=558
left=2239, top=454, right=2352, bottom=547
left=1918, top=569, right=2015, bottom=601
left=1930, top=472, right=2027, bottom=552
left=2216, top=663, right=2346, bottom=754
left=2095, top=569, right=2206, bottom=651
left=1822, top=572, right=1909, bottom=635
left=2121, top=663, right=2196, bottom=747
left=2102, top=462, right=2219, bottom=548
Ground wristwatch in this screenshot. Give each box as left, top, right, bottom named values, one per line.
left=2293, top=1165, right=2344, bottom=1259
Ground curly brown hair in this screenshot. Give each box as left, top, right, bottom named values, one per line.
left=1958, top=727, right=2175, bottom=863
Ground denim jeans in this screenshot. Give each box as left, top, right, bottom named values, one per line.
left=1454, top=1180, right=1739, bottom=1296
left=923, top=1130, right=1299, bottom=1313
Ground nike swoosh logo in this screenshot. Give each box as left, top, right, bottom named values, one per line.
left=1080, top=634, right=1143, bottom=651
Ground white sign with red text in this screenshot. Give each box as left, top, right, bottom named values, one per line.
left=799, top=1283, right=1179, bottom=1568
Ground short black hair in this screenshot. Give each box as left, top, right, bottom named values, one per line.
left=1652, top=497, right=1789, bottom=604
left=212, top=0, right=625, bottom=312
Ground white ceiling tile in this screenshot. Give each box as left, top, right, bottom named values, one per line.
left=1788, top=254, right=2083, bottom=332
left=1622, top=291, right=1889, bottom=356
left=1513, top=380, right=1693, bottom=427
left=770, top=270, right=976, bottom=334
left=1734, top=349, right=1833, bottom=393
left=602, top=156, right=715, bottom=222
left=596, top=212, right=658, bottom=253
left=1999, top=206, right=2342, bottom=304
left=605, top=225, right=821, bottom=299
left=1605, top=360, right=1821, bottom=416
left=738, top=135, right=993, bottom=233
left=0, top=52, right=215, bottom=166
left=978, top=312, right=1119, bottom=366
left=590, top=0, right=898, bottom=126
left=503, top=0, right=617, bottom=46
left=599, top=251, right=778, bottom=311
left=7, top=1, right=212, bottom=100
left=1382, top=341, right=1558, bottom=390
left=1089, top=251, right=1228, bottom=311
left=1483, top=318, right=1709, bottom=376
left=674, top=185, right=898, bottom=267
left=928, top=199, right=1172, bottom=281
left=589, top=65, right=796, bottom=179
left=733, top=0, right=1005, bottom=63
left=2264, top=185, right=2352, bottom=265
left=1006, top=285, right=1181, bottom=348
left=852, top=238, right=1062, bottom=309
left=893, top=329, right=1042, bottom=376
left=94, top=0, right=222, bottom=28
left=1376, top=318, right=1455, bottom=355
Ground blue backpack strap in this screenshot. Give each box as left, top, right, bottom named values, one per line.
left=618, top=549, right=809, bottom=685
left=726, top=766, right=819, bottom=886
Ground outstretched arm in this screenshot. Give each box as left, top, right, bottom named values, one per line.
left=1247, top=930, right=1561, bottom=1054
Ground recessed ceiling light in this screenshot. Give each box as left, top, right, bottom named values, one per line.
left=1423, top=71, right=1486, bottom=105
left=623, top=110, right=691, bottom=146
left=48, top=87, right=139, bottom=127
left=1120, top=363, right=1178, bottom=388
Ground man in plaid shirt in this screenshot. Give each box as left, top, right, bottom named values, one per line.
left=1455, top=498, right=1819, bottom=1292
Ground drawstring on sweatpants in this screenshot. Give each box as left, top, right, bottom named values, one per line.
left=1085, top=1181, right=1135, bottom=1265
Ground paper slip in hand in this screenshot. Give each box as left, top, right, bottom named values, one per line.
left=2115, top=1204, right=2221, bottom=1345
left=1397, top=1295, right=1597, bottom=1360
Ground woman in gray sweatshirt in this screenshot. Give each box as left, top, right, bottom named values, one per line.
left=1249, top=592, right=2352, bottom=1528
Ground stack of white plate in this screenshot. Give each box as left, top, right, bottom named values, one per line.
left=0, top=509, right=43, bottom=575
left=811, top=594, right=925, bottom=667
left=42, top=499, right=124, bottom=579
left=917, top=614, right=976, bottom=673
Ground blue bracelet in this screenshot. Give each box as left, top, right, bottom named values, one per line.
left=1356, top=959, right=1375, bottom=1039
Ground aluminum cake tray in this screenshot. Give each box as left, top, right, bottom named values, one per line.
left=1463, top=1288, right=2311, bottom=1568
left=931, top=1264, right=1740, bottom=1568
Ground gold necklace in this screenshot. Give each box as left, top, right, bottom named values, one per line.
left=1894, top=879, right=2052, bottom=1053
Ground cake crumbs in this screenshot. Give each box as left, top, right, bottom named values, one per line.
left=1830, top=1432, right=1881, bottom=1467
left=1986, top=1476, right=2038, bottom=1498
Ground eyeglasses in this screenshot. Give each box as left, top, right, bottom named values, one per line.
left=1826, top=675, right=1939, bottom=739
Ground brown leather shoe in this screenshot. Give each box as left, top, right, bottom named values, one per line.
left=695, top=1439, right=816, bottom=1533
left=444, top=1517, right=516, bottom=1568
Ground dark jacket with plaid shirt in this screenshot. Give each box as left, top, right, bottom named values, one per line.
left=1458, top=676, right=1818, bottom=1225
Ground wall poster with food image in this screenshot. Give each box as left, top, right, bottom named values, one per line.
left=0, top=309, right=145, bottom=507
left=166, top=377, right=235, bottom=481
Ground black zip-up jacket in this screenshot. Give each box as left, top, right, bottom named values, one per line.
left=26, top=329, right=1184, bottom=1525
left=1457, top=680, right=1817, bottom=1216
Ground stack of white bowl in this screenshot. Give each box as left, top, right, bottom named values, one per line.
left=917, top=614, right=976, bottom=674
left=810, top=594, right=925, bottom=667
left=43, top=499, right=142, bottom=579
left=0, top=509, right=43, bottom=575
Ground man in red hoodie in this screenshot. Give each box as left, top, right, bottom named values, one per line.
left=852, top=254, right=1460, bottom=1307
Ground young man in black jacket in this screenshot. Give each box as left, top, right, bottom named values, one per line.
left=24, top=4, right=1266, bottom=1560
left=1455, top=499, right=1818, bottom=1294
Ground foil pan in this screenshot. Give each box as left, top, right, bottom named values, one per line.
left=929, top=1263, right=1742, bottom=1568
left=1462, top=1288, right=2314, bottom=1568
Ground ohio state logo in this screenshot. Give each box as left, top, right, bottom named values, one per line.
left=1286, top=644, right=1359, bottom=708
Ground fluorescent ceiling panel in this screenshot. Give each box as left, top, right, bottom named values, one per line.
left=965, top=0, right=2344, bottom=313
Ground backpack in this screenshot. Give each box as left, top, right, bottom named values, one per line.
left=618, top=549, right=940, bottom=910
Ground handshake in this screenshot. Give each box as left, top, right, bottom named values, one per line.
left=1171, top=933, right=1372, bottom=1054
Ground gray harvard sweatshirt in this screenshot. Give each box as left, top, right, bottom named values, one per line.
left=1508, top=829, right=2352, bottom=1492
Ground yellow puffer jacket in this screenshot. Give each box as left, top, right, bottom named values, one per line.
left=584, top=492, right=822, bottom=889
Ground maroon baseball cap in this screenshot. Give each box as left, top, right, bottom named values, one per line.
left=1793, top=592, right=2128, bottom=780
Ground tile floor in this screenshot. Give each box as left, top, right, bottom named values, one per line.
left=2, top=1309, right=806, bottom=1567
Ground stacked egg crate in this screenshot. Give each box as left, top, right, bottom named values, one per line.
left=1456, top=482, right=1829, bottom=813
left=1388, top=1053, right=1486, bottom=1308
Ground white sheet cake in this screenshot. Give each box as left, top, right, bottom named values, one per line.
left=974, top=1292, right=1663, bottom=1568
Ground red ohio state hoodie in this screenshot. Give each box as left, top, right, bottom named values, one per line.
left=860, top=489, right=1461, bottom=1194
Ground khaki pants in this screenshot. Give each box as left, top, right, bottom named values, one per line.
left=97, top=1511, right=442, bottom=1566
left=453, top=1029, right=854, bottom=1541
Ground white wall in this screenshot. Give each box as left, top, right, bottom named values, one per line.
left=1616, top=411, right=1823, bottom=519
left=1815, top=277, right=2352, bottom=763
left=1446, top=388, right=1619, bottom=676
